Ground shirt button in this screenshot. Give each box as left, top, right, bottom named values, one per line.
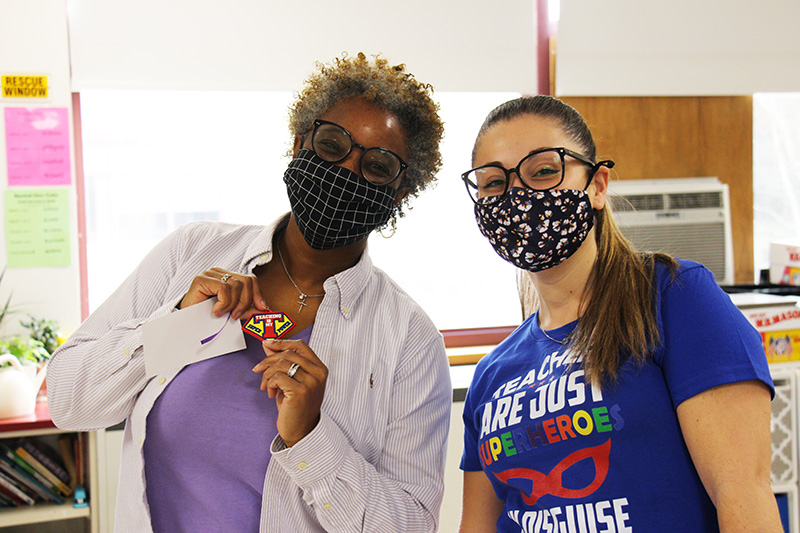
left=138, top=437, right=142, bottom=445
left=123, top=349, right=130, bottom=356
left=157, top=377, right=166, bottom=385
left=323, top=503, right=333, bottom=510
left=261, top=253, right=271, bottom=261
left=297, top=462, right=307, bottom=470
left=342, top=307, right=350, bottom=314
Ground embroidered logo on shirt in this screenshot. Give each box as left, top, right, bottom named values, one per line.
left=242, top=312, right=295, bottom=340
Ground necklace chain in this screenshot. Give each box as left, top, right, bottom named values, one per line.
left=277, top=243, right=325, bottom=314
left=541, top=326, right=572, bottom=345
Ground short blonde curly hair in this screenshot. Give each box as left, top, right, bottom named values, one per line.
left=288, top=52, right=444, bottom=222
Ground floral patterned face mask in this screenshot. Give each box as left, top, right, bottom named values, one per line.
left=474, top=187, right=594, bottom=272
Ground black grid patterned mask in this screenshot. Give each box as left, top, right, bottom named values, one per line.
left=284, top=149, right=397, bottom=250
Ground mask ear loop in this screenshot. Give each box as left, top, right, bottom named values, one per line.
left=584, top=159, right=616, bottom=189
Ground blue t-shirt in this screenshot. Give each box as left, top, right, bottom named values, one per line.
left=461, top=260, right=773, bottom=532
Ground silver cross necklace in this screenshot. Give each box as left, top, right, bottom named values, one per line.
left=277, top=243, right=325, bottom=314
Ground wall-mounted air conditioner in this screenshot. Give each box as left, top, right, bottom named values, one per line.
left=608, top=177, right=734, bottom=285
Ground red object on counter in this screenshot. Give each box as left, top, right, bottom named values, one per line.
left=0, top=401, right=57, bottom=433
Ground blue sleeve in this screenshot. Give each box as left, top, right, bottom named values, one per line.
left=460, top=372, right=485, bottom=472
left=656, top=262, right=774, bottom=408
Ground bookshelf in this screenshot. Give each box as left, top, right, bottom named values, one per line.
left=0, top=403, right=98, bottom=533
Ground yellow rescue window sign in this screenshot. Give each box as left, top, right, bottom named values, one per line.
left=2, top=75, right=49, bottom=98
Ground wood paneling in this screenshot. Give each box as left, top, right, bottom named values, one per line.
left=560, top=96, right=754, bottom=282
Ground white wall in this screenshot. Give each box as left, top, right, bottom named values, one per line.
left=1, top=0, right=540, bottom=335
left=557, top=0, right=800, bottom=96
left=67, top=0, right=538, bottom=93
left=0, top=0, right=81, bottom=337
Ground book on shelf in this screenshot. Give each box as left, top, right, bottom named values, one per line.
left=0, top=443, right=59, bottom=494
left=57, top=434, right=78, bottom=489
left=16, top=437, right=71, bottom=486
left=13, top=443, right=73, bottom=497
left=0, top=457, right=64, bottom=504
left=0, top=469, right=40, bottom=505
left=75, top=432, right=85, bottom=488
left=0, top=485, right=23, bottom=507
left=0, top=485, right=19, bottom=507
left=0, top=471, right=36, bottom=506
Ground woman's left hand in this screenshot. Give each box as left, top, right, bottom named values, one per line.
left=252, top=339, right=328, bottom=447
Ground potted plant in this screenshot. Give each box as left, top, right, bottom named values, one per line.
left=0, top=267, right=63, bottom=399
left=20, top=316, right=63, bottom=358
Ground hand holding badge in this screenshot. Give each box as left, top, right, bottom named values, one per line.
left=242, top=312, right=295, bottom=340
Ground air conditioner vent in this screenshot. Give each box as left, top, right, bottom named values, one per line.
left=624, top=223, right=728, bottom=279
left=608, top=178, right=733, bottom=285
left=667, top=192, right=723, bottom=210
left=610, top=194, right=665, bottom=212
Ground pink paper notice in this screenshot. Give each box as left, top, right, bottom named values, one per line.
left=4, top=107, right=71, bottom=186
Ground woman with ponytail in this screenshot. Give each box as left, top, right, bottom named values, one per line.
left=458, top=95, right=780, bottom=532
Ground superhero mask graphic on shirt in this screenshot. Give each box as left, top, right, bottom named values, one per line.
left=492, top=439, right=611, bottom=505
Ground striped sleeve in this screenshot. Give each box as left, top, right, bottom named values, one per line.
left=46, top=225, right=194, bottom=430
left=270, top=318, right=451, bottom=532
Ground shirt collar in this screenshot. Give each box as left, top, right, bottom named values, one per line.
left=241, top=213, right=290, bottom=270
left=325, top=245, right=373, bottom=320
left=241, top=213, right=373, bottom=319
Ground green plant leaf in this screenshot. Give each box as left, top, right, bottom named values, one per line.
left=21, top=315, right=62, bottom=355
left=0, top=337, right=50, bottom=365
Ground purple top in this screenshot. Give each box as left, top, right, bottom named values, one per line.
left=144, top=323, right=313, bottom=533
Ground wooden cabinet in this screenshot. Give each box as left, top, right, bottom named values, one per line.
left=0, top=403, right=98, bottom=533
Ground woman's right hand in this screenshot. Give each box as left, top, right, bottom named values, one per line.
left=177, top=267, right=269, bottom=320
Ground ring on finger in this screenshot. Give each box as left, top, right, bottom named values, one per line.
left=220, top=273, right=232, bottom=283
left=287, top=362, right=300, bottom=379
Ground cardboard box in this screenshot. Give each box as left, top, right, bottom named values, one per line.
left=770, top=242, right=800, bottom=286
left=732, top=293, right=800, bottom=364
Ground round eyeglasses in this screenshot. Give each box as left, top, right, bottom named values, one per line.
left=461, top=147, right=615, bottom=204
left=311, top=119, right=408, bottom=186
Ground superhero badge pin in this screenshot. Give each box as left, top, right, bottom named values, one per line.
left=242, top=312, right=295, bottom=340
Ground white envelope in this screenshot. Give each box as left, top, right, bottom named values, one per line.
left=142, top=298, right=246, bottom=378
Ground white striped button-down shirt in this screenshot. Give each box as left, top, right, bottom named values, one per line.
left=47, top=215, right=452, bottom=532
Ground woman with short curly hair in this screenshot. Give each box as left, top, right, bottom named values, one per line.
left=48, top=53, right=451, bottom=532
left=289, top=52, right=443, bottom=216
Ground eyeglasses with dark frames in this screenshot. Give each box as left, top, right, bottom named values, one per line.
left=310, top=119, right=408, bottom=186
left=461, top=147, right=615, bottom=204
